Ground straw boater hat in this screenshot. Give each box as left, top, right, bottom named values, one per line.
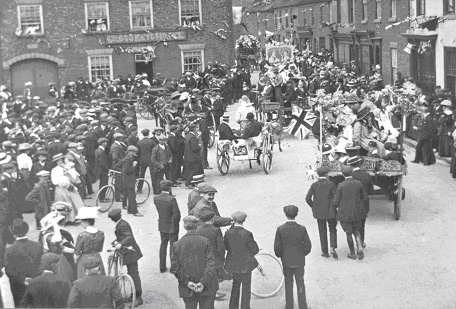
left=75, top=207, right=100, bottom=220
left=191, top=174, right=205, bottom=183
left=0, top=152, right=12, bottom=165
left=52, top=153, right=65, bottom=162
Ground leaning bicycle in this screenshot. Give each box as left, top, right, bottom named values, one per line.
left=96, top=169, right=151, bottom=212
left=107, top=246, right=136, bottom=308
left=251, top=249, right=284, bottom=298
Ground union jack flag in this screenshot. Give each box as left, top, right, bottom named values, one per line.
left=305, top=164, right=319, bottom=181
left=284, top=106, right=317, bottom=140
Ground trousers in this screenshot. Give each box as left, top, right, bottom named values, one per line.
left=137, top=164, right=152, bottom=191
left=316, top=218, right=337, bottom=253
left=126, top=262, right=142, bottom=297
left=153, top=165, right=172, bottom=194
left=283, top=267, right=307, bottom=309
left=229, top=272, right=251, bottom=309
left=123, top=186, right=138, bottom=214
left=183, top=294, right=215, bottom=309
left=159, top=232, right=178, bottom=271
left=98, top=173, right=108, bottom=199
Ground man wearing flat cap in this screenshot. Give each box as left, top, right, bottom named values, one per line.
left=224, top=210, right=259, bottom=309
left=184, top=122, right=204, bottom=188
left=25, top=170, right=52, bottom=230
left=274, top=205, right=312, bottom=309
left=28, top=150, right=50, bottom=187
left=151, top=134, right=173, bottom=194
left=110, top=132, right=126, bottom=170
left=95, top=138, right=109, bottom=201
left=20, top=253, right=71, bottom=308
left=333, top=166, right=368, bottom=260
left=108, top=208, right=144, bottom=306
left=171, top=216, right=218, bottom=308
left=305, top=166, right=338, bottom=259
left=67, top=256, right=124, bottom=308
left=154, top=179, right=181, bottom=273
left=190, top=185, right=232, bottom=228
left=5, top=218, right=43, bottom=306
left=167, top=124, right=185, bottom=185
left=137, top=128, right=156, bottom=193
left=117, top=146, right=143, bottom=217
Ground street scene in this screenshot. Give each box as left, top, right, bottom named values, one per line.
left=1, top=0, right=456, bottom=309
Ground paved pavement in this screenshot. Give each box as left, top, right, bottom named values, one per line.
left=19, top=74, right=456, bottom=308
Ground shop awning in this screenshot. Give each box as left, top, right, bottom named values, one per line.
left=401, top=32, right=438, bottom=40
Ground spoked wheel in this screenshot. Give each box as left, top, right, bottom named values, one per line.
left=96, top=185, right=115, bottom=212
left=394, top=176, right=403, bottom=220
left=107, top=255, right=118, bottom=277
left=164, top=113, right=174, bottom=134
left=207, top=112, right=216, bottom=148
left=216, top=146, right=230, bottom=175
left=118, top=273, right=136, bottom=309
left=137, top=99, right=153, bottom=119
left=251, top=251, right=284, bottom=298
left=262, top=134, right=273, bottom=174
left=135, top=178, right=151, bottom=205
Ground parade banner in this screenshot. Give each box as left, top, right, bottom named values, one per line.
left=266, top=45, right=294, bottom=65
left=106, top=31, right=186, bottom=44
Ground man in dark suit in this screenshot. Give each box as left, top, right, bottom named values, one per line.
left=119, top=146, right=143, bottom=217
left=151, top=135, right=173, bottom=194
left=95, top=138, right=109, bottom=200
left=184, top=123, right=203, bottom=188
left=110, top=133, right=126, bottom=168
left=218, top=115, right=237, bottom=141
left=190, top=185, right=232, bottom=228
left=20, top=253, right=71, bottom=308
left=171, top=216, right=218, bottom=309
left=137, top=128, right=156, bottom=192
left=167, top=125, right=184, bottom=185
left=154, top=180, right=181, bottom=273
left=413, top=107, right=436, bottom=165
left=28, top=150, right=50, bottom=186
left=333, top=166, right=369, bottom=260
left=242, top=112, right=263, bottom=139
left=108, top=209, right=144, bottom=307
left=45, top=133, right=66, bottom=158
left=348, top=156, right=374, bottom=249
left=67, top=256, right=124, bottom=308
left=274, top=205, right=312, bottom=309
left=224, top=211, right=259, bottom=309
left=5, top=218, right=43, bottom=306
left=305, top=166, right=338, bottom=258
left=187, top=177, right=206, bottom=214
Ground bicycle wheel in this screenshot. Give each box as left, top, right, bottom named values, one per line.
left=96, top=185, right=115, bottom=212
left=138, top=100, right=153, bottom=120
left=262, top=135, right=273, bottom=174
left=118, top=273, right=136, bottom=309
left=107, top=254, right=117, bottom=278
left=135, top=178, right=151, bottom=205
left=207, top=112, right=216, bottom=148
left=216, top=146, right=230, bottom=175
left=251, top=251, right=284, bottom=298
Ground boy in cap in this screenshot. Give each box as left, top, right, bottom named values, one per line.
left=153, top=180, right=181, bottom=273
left=108, top=208, right=144, bottom=306
left=171, top=216, right=219, bottom=308
left=305, top=166, right=338, bottom=258
left=274, top=205, right=312, bottom=309
left=224, top=211, right=259, bottom=309
left=333, top=166, right=368, bottom=260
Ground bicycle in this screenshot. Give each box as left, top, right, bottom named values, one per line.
left=107, top=246, right=136, bottom=308
left=251, top=249, right=284, bottom=298
left=96, top=169, right=151, bottom=213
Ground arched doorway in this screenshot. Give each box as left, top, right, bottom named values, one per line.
left=11, top=59, right=59, bottom=98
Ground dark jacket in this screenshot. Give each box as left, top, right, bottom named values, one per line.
left=187, top=189, right=202, bottom=214
left=45, top=141, right=67, bottom=158
left=94, top=146, right=109, bottom=179
left=151, top=144, right=173, bottom=172
left=170, top=231, right=218, bottom=298
left=184, top=132, right=201, bottom=163
left=29, top=161, right=51, bottom=186
left=418, top=114, right=436, bottom=140
left=137, top=137, right=156, bottom=166
left=109, top=141, right=125, bottom=169
left=67, top=274, right=124, bottom=308
left=242, top=120, right=263, bottom=139
left=119, top=154, right=136, bottom=189
left=153, top=192, right=181, bottom=234
left=191, top=198, right=232, bottom=228
left=196, top=223, right=226, bottom=268
left=218, top=122, right=237, bottom=140
left=20, top=271, right=71, bottom=308
left=114, top=219, right=143, bottom=265
left=352, top=169, right=373, bottom=212
left=224, top=226, right=259, bottom=273
left=333, top=177, right=369, bottom=222
left=305, top=177, right=337, bottom=219
left=274, top=221, right=312, bottom=268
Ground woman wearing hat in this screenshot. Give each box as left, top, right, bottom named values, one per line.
left=74, top=207, right=106, bottom=279
left=437, top=100, right=454, bottom=157
left=54, top=175, right=84, bottom=223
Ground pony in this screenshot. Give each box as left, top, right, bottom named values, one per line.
left=265, top=113, right=283, bottom=152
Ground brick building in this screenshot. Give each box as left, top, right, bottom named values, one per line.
left=0, top=0, right=234, bottom=98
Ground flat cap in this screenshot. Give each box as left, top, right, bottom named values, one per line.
left=41, top=253, right=61, bottom=270
left=108, top=208, right=122, bottom=220
left=141, top=128, right=150, bottom=135
left=283, top=205, right=299, bottom=218
left=76, top=124, right=88, bottom=131
left=160, top=180, right=174, bottom=190
left=123, top=117, right=133, bottom=123
left=341, top=166, right=354, bottom=177
left=113, top=133, right=124, bottom=139
left=316, top=166, right=330, bottom=176
left=187, top=123, right=197, bottom=130
left=231, top=211, right=247, bottom=223
left=36, top=170, right=50, bottom=177
left=169, top=125, right=179, bottom=132
left=183, top=215, right=199, bottom=229
left=98, top=137, right=108, bottom=145
left=75, top=135, right=86, bottom=142
left=199, top=210, right=215, bottom=222
left=153, top=127, right=164, bottom=133
left=68, top=142, right=79, bottom=148
left=158, top=134, right=167, bottom=140
left=201, top=185, right=217, bottom=193
left=83, top=256, right=102, bottom=269
left=127, top=145, right=138, bottom=152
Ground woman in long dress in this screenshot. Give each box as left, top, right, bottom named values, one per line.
left=437, top=104, right=454, bottom=157
left=54, top=175, right=84, bottom=223
left=74, top=207, right=106, bottom=279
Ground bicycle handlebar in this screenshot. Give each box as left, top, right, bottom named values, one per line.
left=107, top=246, right=136, bottom=253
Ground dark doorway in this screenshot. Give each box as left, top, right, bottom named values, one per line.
left=135, top=54, right=154, bottom=81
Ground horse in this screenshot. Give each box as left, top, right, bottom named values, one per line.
left=265, top=114, right=284, bottom=152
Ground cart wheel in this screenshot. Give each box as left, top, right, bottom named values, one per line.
left=138, top=103, right=153, bottom=119
left=207, top=112, right=216, bottom=148
left=262, top=150, right=273, bottom=174
left=164, top=113, right=174, bottom=134
left=394, top=176, right=403, bottom=220
left=216, top=146, right=230, bottom=175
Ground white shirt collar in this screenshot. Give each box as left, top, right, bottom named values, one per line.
left=16, top=236, right=28, bottom=240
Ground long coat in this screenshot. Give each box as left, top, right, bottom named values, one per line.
left=94, top=146, right=109, bottom=180
left=151, top=144, right=173, bottom=172
left=352, top=169, right=373, bottom=213
left=274, top=221, right=312, bottom=268
left=170, top=231, right=218, bottom=298
left=137, top=137, right=156, bottom=166
left=110, top=142, right=125, bottom=169
left=25, top=181, right=52, bottom=220
left=333, top=177, right=368, bottom=222
left=20, top=272, right=71, bottom=308
left=224, top=226, right=259, bottom=274
left=196, top=223, right=226, bottom=268
left=120, top=154, right=136, bottom=189
left=305, top=178, right=337, bottom=219
left=184, top=132, right=201, bottom=163
left=114, top=219, right=143, bottom=265
left=153, top=192, right=181, bottom=234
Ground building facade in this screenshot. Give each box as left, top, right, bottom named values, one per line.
left=0, top=0, right=234, bottom=97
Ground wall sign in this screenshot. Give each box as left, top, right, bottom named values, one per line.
left=106, top=31, right=186, bottom=44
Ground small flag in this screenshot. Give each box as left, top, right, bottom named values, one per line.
left=305, top=164, right=318, bottom=181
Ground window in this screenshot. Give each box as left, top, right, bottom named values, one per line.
left=303, top=10, right=307, bottom=26
left=311, top=8, right=315, bottom=26
left=348, top=0, right=354, bottom=23
left=320, top=5, right=324, bottom=22
left=88, top=55, right=113, bottom=82
left=85, top=2, right=110, bottom=32
left=285, top=11, right=289, bottom=28
left=391, top=0, right=397, bottom=18
left=130, top=1, right=153, bottom=28
left=391, top=48, right=398, bottom=84
left=409, top=0, right=416, bottom=18
left=179, top=0, right=201, bottom=27
left=17, top=5, right=44, bottom=35
left=375, top=0, right=382, bottom=20
left=362, top=0, right=369, bottom=21
left=336, top=0, right=341, bottom=23
left=444, top=0, right=455, bottom=14
left=417, top=0, right=425, bottom=16
left=182, top=50, right=203, bottom=73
